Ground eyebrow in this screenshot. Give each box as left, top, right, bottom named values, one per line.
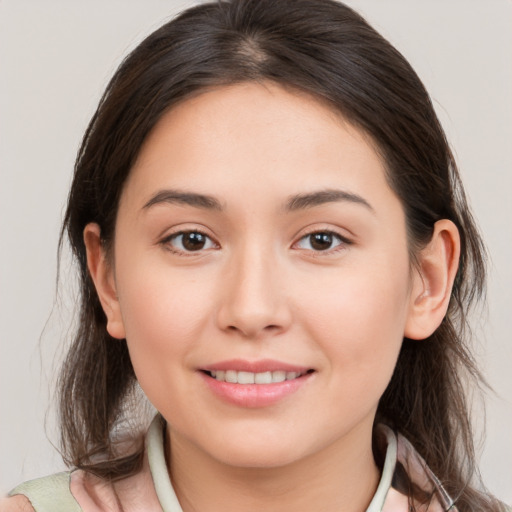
left=285, top=189, right=374, bottom=213
left=143, top=190, right=223, bottom=211
left=142, top=187, right=373, bottom=213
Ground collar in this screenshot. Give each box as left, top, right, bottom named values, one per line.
left=145, top=415, right=455, bottom=512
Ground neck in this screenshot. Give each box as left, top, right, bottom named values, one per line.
left=167, top=423, right=380, bottom=512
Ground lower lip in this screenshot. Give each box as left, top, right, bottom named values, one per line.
left=200, top=372, right=313, bottom=408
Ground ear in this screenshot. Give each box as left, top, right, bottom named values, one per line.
left=83, top=223, right=126, bottom=339
left=404, top=219, right=461, bottom=340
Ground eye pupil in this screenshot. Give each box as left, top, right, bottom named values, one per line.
left=310, top=233, right=333, bottom=250
left=182, top=232, right=206, bottom=251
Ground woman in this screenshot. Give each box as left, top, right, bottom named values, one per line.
left=3, top=0, right=509, bottom=510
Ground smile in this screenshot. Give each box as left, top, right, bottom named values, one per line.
left=200, top=362, right=315, bottom=408
left=207, top=369, right=308, bottom=384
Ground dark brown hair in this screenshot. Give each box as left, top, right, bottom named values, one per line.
left=59, top=0, right=499, bottom=509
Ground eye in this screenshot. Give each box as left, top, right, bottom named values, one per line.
left=295, top=231, right=348, bottom=252
left=164, top=231, right=217, bottom=253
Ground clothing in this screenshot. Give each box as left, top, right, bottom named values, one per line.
left=10, top=415, right=457, bottom=512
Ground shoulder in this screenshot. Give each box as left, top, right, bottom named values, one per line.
left=6, top=472, right=81, bottom=512
left=0, top=495, right=35, bottom=512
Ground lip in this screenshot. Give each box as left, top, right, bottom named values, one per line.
left=199, top=359, right=315, bottom=408
left=201, top=358, right=311, bottom=373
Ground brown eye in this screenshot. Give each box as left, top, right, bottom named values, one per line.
left=309, top=233, right=334, bottom=251
left=182, top=232, right=207, bottom=251
left=295, top=231, right=348, bottom=252
left=167, top=231, right=215, bottom=252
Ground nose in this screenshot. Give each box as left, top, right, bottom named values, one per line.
left=216, top=244, right=292, bottom=339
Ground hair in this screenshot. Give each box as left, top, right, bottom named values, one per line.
left=58, top=0, right=499, bottom=510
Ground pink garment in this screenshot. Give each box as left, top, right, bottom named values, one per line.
left=70, top=457, right=162, bottom=512
left=11, top=417, right=457, bottom=511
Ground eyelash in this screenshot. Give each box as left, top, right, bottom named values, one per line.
left=160, top=229, right=218, bottom=256
left=160, top=229, right=352, bottom=256
left=293, top=229, right=352, bottom=255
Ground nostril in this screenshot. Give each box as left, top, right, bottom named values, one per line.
left=225, top=323, right=282, bottom=336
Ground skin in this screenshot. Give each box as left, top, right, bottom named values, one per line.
left=0, top=496, right=32, bottom=512
left=79, top=82, right=459, bottom=512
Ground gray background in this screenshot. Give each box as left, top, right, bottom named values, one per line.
left=1, top=0, right=511, bottom=502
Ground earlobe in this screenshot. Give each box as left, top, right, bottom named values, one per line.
left=83, top=223, right=126, bottom=339
left=404, top=219, right=460, bottom=340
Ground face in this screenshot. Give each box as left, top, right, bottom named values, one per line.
left=99, top=82, right=421, bottom=469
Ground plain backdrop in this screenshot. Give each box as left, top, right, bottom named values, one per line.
left=1, top=0, right=511, bottom=502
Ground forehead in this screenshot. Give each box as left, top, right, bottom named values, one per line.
left=122, top=81, right=395, bottom=213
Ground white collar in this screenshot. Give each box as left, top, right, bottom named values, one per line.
left=145, top=416, right=401, bottom=512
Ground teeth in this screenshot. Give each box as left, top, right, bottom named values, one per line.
left=209, top=370, right=305, bottom=384
left=225, top=370, right=237, bottom=383
left=255, top=371, right=272, bottom=384
left=272, top=370, right=286, bottom=383
left=237, top=371, right=255, bottom=384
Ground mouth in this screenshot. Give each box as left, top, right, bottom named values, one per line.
left=202, top=369, right=314, bottom=384
left=199, top=359, right=315, bottom=407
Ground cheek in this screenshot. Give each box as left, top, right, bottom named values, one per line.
left=296, top=254, right=411, bottom=381
left=116, top=266, right=219, bottom=416
left=114, top=256, right=215, bottom=375
left=300, top=276, right=407, bottom=428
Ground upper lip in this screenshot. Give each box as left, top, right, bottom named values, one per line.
left=201, top=359, right=312, bottom=373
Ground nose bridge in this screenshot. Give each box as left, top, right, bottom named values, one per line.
left=217, top=238, right=289, bottom=338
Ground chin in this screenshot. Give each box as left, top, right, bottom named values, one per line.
left=216, top=447, right=303, bottom=469
left=201, top=432, right=313, bottom=469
